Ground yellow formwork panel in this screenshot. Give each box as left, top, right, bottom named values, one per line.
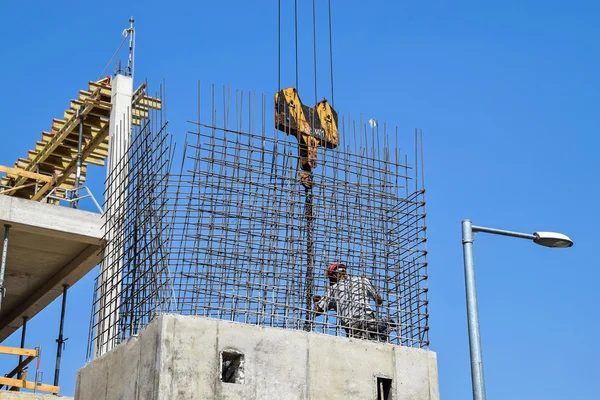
left=2, top=77, right=162, bottom=200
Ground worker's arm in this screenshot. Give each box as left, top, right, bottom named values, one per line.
left=364, top=277, right=383, bottom=305
left=313, top=295, right=326, bottom=315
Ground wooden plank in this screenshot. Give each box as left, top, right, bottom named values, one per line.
left=8, top=369, right=28, bottom=391
left=86, top=156, right=105, bottom=167
left=30, top=180, right=54, bottom=201
left=26, top=153, right=77, bottom=169
left=14, top=159, right=83, bottom=175
left=69, top=100, right=83, bottom=112
left=87, top=99, right=112, bottom=110
left=0, top=166, right=54, bottom=183
left=10, top=78, right=146, bottom=198
left=88, top=109, right=112, bottom=119
left=132, top=108, right=149, bottom=119
left=0, top=346, right=37, bottom=357
left=0, top=182, right=39, bottom=195
left=3, top=355, right=35, bottom=381
left=21, top=89, right=102, bottom=178
left=53, top=116, right=106, bottom=133
left=51, top=119, right=66, bottom=132
left=32, top=124, right=108, bottom=201
left=0, top=377, right=60, bottom=394
left=78, top=89, right=93, bottom=100
left=136, top=97, right=162, bottom=109
left=64, top=109, right=76, bottom=120
left=132, top=82, right=147, bottom=102
left=88, top=81, right=112, bottom=97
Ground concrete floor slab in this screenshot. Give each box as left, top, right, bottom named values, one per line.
left=0, top=196, right=103, bottom=342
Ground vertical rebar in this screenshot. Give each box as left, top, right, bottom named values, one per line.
left=303, top=182, right=315, bottom=332
left=54, top=284, right=69, bottom=389
left=88, top=82, right=429, bottom=352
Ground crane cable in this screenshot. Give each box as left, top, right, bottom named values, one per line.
left=313, top=0, right=318, bottom=105
left=295, top=0, right=299, bottom=91
left=278, top=0, right=281, bottom=94
left=277, top=0, right=335, bottom=105
left=275, top=0, right=337, bottom=332
left=328, top=0, right=335, bottom=107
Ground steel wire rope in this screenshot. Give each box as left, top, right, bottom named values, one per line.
left=295, top=0, right=299, bottom=90
left=278, top=0, right=281, bottom=94
left=98, top=34, right=129, bottom=79
left=312, top=0, right=318, bottom=104
left=328, top=0, right=335, bottom=107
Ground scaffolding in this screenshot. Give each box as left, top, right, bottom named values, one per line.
left=89, top=83, right=428, bottom=358
left=0, top=77, right=161, bottom=205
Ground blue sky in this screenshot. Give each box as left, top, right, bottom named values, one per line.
left=1, top=1, right=599, bottom=398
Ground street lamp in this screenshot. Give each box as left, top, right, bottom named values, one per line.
left=461, top=219, right=573, bottom=400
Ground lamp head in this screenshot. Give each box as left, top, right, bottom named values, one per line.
left=533, top=232, right=573, bottom=248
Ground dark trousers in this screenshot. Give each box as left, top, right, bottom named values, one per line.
left=344, top=314, right=389, bottom=342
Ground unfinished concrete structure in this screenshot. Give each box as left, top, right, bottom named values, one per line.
left=77, top=315, right=438, bottom=400
left=75, top=79, right=438, bottom=399
left=0, top=79, right=437, bottom=400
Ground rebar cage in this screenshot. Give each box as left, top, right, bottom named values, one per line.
left=89, top=84, right=429, bottom=358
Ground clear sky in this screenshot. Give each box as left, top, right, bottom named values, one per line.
left=1, top=1, right=598, bottom=398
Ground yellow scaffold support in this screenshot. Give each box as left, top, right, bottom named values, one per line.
left=0, top=76, right=161, bottom=201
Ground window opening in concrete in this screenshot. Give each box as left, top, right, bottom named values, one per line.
left=221, top=351, right=244, bottom=384
left=377, top=377, right=392, bottom=400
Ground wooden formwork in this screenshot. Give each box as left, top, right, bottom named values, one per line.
left=1, top=77, right=162, bottom=201
left=0, top=345, right=59, bottom=394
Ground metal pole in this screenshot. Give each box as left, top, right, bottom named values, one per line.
left=472, top=225, right=535, bottom=241
left=53, top=284, right=69, bottom=389
left=461, top=219, right=486, bottom=400
left=0, top=224, right=11, bottom=311
left=126, top=17, right=135, bottom=82
left=34, top=346, right=41, bottom=393
left=73, top=116, right=84, bottom=208
left=18, top=316, right=28, bottom=379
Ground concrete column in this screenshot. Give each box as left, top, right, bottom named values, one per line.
left=97, top=74, right=133, bottom=357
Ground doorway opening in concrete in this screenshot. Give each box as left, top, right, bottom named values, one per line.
left=377, top=376, right=392, bottom=400
left=221, top=351, right=244, bottom=384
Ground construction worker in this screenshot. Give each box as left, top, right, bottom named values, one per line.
left=314, top=262, right=389, bottom=341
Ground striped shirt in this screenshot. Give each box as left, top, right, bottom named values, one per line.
left=317, top=276, right=379, bottom=326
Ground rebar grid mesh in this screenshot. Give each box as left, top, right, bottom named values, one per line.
left=89, top=84, right=428, bottom=358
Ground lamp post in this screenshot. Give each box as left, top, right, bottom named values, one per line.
left=461, top=219, right=573, bottom=400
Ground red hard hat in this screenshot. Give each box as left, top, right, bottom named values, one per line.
left=327, top=262, right=346, bottom=278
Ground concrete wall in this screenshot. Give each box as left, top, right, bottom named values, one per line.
left=76, top=315, right=439, bottom=400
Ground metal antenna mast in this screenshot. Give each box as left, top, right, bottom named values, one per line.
left=124, top=17, right=136, bottom=82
